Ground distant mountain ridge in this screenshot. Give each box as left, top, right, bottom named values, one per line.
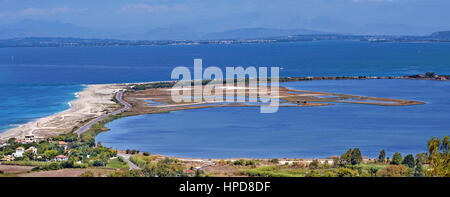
left=202, top=28, right=323, bottom=39
left=0, top=20, right=325, bottom=40
left=0, top=20, right=98, bottom=39
left=430, top=31, right=450, bottom=39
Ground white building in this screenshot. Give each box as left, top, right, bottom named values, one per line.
left=12, top=147, right=25, bottom=157
left=24, top=135, right=35, bottom=144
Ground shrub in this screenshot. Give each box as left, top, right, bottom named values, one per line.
left=414, top=163, right=425, bottom=177
left=79, top=171, right=94, bottom=177
left=129, top=155, right=148, bottom=167
left=143, top=152, right=150, bottom=156
left=233, top=159, right=245, bottom=166
left=377, top=165, right=408, bottom=177
left=245, top=160, right=256, bottom=166
left=60, top=160, right=74, bottom=168
left=336, top=168, right=359, bottom=177
left=93, top=160, right=104, bottom=167
left=46, top=162, right=62, bottom=170
left=269, top=159, right=279, bottom=164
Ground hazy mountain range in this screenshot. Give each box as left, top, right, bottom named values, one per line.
left=1, top=19, right=446, bottom=41
left=0, top=20, right=325, bottom=40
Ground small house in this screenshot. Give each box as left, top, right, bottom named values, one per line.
left=58, top=141, right=69, bottom=150
left=54, top=155, right=69, bottom=162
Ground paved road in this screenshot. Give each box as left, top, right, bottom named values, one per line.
left=117, top=153, right=141, bottom=170
left=75, top=90, right=131, bottom=136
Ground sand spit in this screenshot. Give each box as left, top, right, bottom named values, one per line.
left=0, top=84, right=128, bottom=143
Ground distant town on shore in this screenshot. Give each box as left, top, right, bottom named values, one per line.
left=1, top=31, right=450, bottom=48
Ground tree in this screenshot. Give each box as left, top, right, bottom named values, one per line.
left=143, top=152, right=150, bottom=156
left=309, top=159, right=320, bottom=169
left=351, top=148, right=362, bottom=165
left=402, top=154, right=415, bottom=168
left=339, top=149, right=352, bottom=166
left=378, top=149, right=386, bottom=163
left=8, top=138, right=16, bottom=144
left=415, top=152, right=428, bottom=165
left=427, top=136, right=449, bottom=177
left=414, top=163, right=425, bottom=177
left=44, top=150, right=58, bottom=160
left=425, top=72, right=436, bottom=78
left=23, top=150, right=35, bottom=160
left=391, top=152, right=402, bottom=165
left=377, top=165, right=408, bottom=177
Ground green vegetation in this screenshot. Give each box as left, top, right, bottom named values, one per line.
left=426, top=136, right=449, bottom=177
left=378, top=149, right=386, bottom=163
left=402, top=154, right=415, bottom=168
left=391, top=152, right=403, bottom=165
left=1, top=115, right=448, bottom=179
left=106, top=157, right=129, bottom=169
left=377, top=165, right=408, bottom=177
left=79, top=171, right=95, bottom=177
left=0, top=124, right=119, bottom=173
left=241, top=136, right=449, bottom=177
left=131, top=82, right=175, bottom=91
left=112, top=156, right=185, bottom=177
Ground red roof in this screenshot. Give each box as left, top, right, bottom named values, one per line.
left=184, top=170, right=195, bottom=174
left=56, top=155, right=68, bottom=158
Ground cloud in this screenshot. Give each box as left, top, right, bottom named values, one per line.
left=119, top=3, right=189, bottom=14
left=19, top=6, right=75, bottom=16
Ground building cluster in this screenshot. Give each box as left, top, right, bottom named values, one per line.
left=13, top=135, right=45, bottom=144
left=0, top=135, right=70, bottom=162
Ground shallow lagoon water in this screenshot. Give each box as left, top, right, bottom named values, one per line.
left=97, top=79, right=450, bottom=158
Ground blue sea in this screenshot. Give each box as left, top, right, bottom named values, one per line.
left=1, top=41, right=450, bottom=158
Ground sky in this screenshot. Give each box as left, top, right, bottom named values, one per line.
left=0, top=0, right=449, bottom=37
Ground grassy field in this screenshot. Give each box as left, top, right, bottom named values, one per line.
left=106, top=158, right=129, bottom=169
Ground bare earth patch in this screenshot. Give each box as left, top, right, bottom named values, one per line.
left=0, top=165, right=34, bottom=174
left=17, top=168, right=115, bottom=177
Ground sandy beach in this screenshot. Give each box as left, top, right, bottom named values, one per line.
left=0, top=84, right=128, bottom=143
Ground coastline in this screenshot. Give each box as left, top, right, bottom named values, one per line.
left=0, top=83, right=128, bottom=143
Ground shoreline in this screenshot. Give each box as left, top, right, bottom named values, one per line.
left=0, top=83, right=129, bottom=143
